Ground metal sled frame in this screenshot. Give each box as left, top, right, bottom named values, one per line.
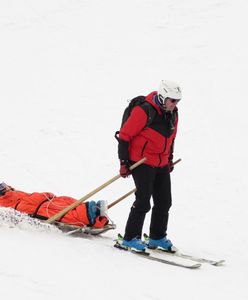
left=53, top=221, right=116, bottom=236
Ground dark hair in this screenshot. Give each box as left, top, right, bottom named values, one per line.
left=0, top=182, right=8, bottom=196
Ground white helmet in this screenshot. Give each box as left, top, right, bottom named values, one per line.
left=158, top=80, right=182, bottom=103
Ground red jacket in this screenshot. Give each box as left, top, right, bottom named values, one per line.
left=0, top=190, right=107, bottom=228
left=119, top=92, right=178, bottom=167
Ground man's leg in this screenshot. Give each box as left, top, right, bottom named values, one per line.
left=124, top=164, right=155, bottom=240
left=149, top=166, right=172, bottom=240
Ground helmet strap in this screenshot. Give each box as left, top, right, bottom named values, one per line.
left=154, top=94, right=164, bottom=109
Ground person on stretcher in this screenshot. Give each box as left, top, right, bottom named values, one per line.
left=0, top=182, right=108, bottom=228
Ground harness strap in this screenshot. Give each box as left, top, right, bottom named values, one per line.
left=29, top=199, right=49, bottom=218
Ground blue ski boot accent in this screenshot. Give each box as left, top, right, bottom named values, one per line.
left=87, top=201, right=97, bottom=224
left=148, top=237, right=173, bottom=251
left=122, top=238, right=147, bottom=252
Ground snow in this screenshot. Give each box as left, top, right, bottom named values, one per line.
left=1, top=0, right=248, bottom=299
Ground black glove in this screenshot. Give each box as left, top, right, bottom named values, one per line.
left=119, top=160, right=131, bottom=178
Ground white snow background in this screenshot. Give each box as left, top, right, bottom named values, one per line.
left=1, top=0, right=248, bottom=299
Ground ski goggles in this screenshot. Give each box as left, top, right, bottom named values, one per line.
left=167, top=98, right=180, bottom=104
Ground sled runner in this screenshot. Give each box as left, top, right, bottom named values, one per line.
left=54, top=221, right=116, bottom=236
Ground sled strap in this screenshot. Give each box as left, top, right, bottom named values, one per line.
left=29, top=199, right=50, bottom=218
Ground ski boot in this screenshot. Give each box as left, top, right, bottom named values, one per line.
left=87, top=201, right=97, bottom=224
left=121, top=238, right=147, bottom=252
left=148, top=237, right=176, bottom=252
left=96, top=200, right=108, bottom=217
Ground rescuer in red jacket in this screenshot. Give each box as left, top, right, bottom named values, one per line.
left=0, top=182, right=108, bottom=228
left=117, top=80, right=182, bottom=252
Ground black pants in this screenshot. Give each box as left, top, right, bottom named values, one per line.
left=124, top=164, right=172, bottom=241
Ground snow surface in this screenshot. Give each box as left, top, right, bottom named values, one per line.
left=1, top=0, right=248, bottom=299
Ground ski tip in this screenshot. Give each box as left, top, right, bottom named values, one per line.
left=212, top=260, right=225, bottom=266
left=190, top=263, right=202, bottom=269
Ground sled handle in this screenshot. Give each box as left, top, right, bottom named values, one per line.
left=107, top=158, right=181, bottom=209
left=108, top=188, right=137, bottom=209
left=45, top=157, right=146, bottom=224
left=172, top=158, right=182, bottom=166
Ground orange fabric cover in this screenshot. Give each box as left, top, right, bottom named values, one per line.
left=93, top=216, right=109, bottom=228
left=0, top=190, right=90, bottom=226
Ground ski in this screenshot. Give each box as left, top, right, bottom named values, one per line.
left=172, top=252, right=224, bottom=266
left=53, top=221, right=116, bottom=236
left=114, top=236, right=201, bottom=269
left=143, top=233, right=225, bottom=266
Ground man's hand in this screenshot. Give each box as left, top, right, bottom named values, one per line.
left=119, top=160, right=131, bottom=178
left=168, top=160, right=174, bottom=173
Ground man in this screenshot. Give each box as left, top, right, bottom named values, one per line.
left=0, top=182, right=108, bottom=229
left=117, top=80, right=181, bottom=252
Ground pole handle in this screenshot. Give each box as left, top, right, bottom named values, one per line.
left=172, top=158, right=181, bottom=166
